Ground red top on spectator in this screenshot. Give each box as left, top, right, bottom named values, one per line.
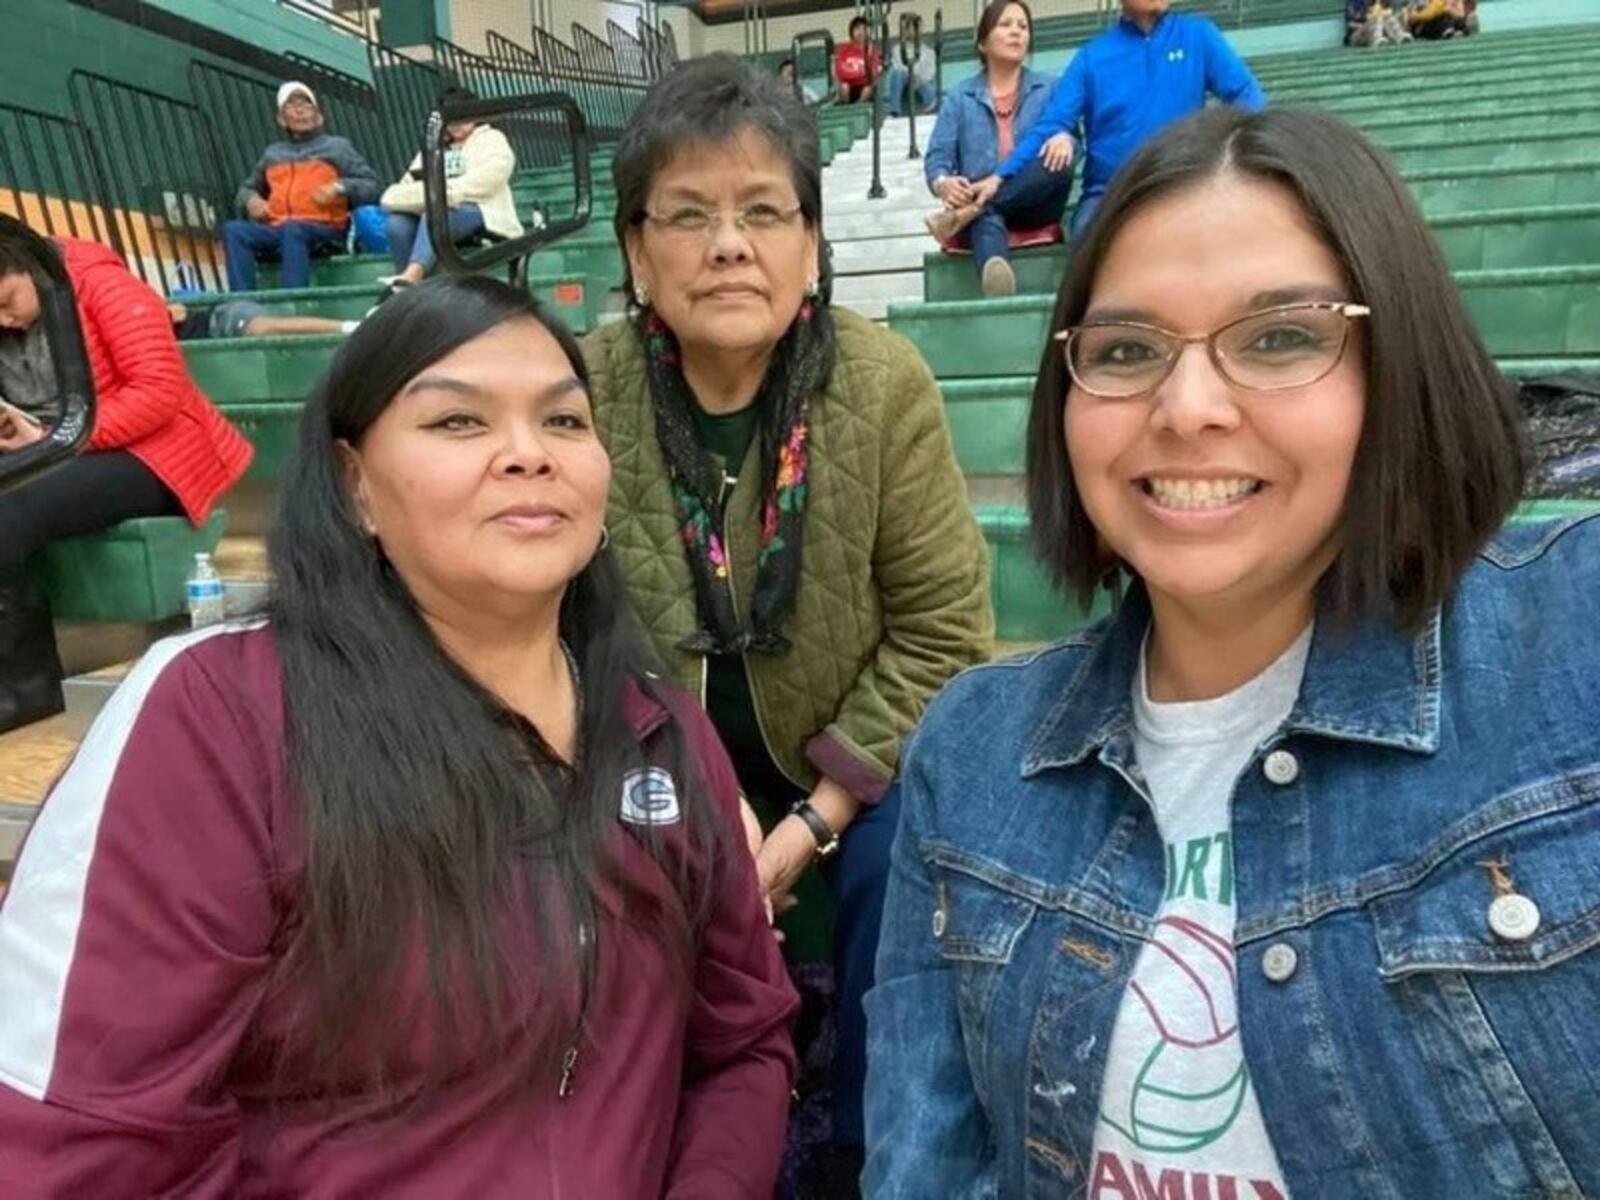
left=835, top=39, right=883, bottom=88
left=59, top=238, right=251, bottom=523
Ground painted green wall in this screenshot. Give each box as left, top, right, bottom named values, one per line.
left=1, top=0, right=370, bottom=119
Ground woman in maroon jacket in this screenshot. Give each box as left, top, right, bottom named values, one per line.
left=0, top=215, right=252, bottom=731
left=0, top=274, right=797, bottom=1197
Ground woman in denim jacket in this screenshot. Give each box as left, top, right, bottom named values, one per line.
left=922, top=0, right=1065, bottom=297
left=866, top=105, right=1600, bottom=1198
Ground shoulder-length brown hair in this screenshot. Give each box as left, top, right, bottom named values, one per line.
left=1027, top=106, right=1525, bottom=632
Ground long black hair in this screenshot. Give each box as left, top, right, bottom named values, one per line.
left=1027, top=107, right=1524, bottom=630
left=264, top=275, right=722, bottom=1100
left=0, top=214, right=68, bottom=289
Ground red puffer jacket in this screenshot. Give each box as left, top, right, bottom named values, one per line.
left=59, top=239, right=252, bottom=522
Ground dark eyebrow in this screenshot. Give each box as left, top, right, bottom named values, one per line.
left=401, top=374, right=588, bottom=405
left=1081, top=285, right=1351, bottom=327
left=1247, top=285, right=1349, bottom=308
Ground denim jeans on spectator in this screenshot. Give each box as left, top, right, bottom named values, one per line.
left=967, top=155, right=1076, bottom=271
left=885, top=66, right=936, bottom=117
left=386, top=203, right=486, bottom=272
left=1071, top=190, right=1104, bottom=240
left=222, top=219, right=346, bottom=291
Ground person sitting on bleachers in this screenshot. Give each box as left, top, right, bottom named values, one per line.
left=1347, top=0, right=1412, bottom=45
left=834, top=16, right=882, bottom=104
left=954, top=0, right=1265, bottom=255
left=221, top=81, right=381, bottom=293
left=777, top=58, right=822, bottom=104
left=377, top=86, right=524, bottom=292
left=589, top=53, right=993, bottom=1195
left=0, top=275, right=797, bottom=1196
left=885, top=29, right=938, bottom=117
left=923, top=0, right=1062, bottom=296
left=0, top=216, right=251, bottom=733
left=1406, top=0, right=1476, bottom=39
left=866, top=105, right=1591, bottom=1200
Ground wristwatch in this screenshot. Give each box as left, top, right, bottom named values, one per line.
left=790, top=800, right=841, bottom=860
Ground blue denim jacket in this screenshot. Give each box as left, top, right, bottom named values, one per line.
left=865, top=515, right=1600, bottom=1199
left=923, top=68, right=1054, bottom=192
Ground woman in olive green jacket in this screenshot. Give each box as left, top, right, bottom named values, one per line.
left=583, top=55, right=993, bottom=1190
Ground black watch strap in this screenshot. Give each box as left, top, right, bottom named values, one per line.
left=791, top=800, right=841, bottom=859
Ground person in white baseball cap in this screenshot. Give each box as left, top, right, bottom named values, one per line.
left=221, top=81, right=380, bottom=291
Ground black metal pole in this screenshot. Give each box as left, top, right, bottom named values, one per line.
left=901, top=13, right=921, bottom=161
left=866, top=2, right=887, bottom=200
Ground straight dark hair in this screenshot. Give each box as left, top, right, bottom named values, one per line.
left=0, top=214, right=68, bottom=287
left=976, top=0, right=1033, bottom=63
left=611, top=53, right=827, bottom=294
left=1027, top=106, right=1525, bottom=631
left=264, top=275, right=722, bottom=1102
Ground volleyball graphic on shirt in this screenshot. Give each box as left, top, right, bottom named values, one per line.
left=1100, top=915, right=1249, bottom=1154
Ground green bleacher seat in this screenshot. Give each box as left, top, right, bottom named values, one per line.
left=1407, top=160, right=1600, bottom=214
left=184, top=333, right=344, bottom=405
left=31, top=511, right=229, bottom=624
left=223, top=403, right=301, bottom=486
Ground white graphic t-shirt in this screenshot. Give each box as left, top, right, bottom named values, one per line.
left=1090, top=626, right=1311, bottom=1200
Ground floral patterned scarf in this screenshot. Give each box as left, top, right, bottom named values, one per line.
left=637, top=301, right=836, bottom=656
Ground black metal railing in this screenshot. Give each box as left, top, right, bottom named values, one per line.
left=366, top=41, right=445, bottom=182
left=574, top=23, right=623, bottom=79
left=0, top=104, right=120, bottom=252
left=788, top=30, right=838, bottom=109
left=187, top=62, right=283, bottom=204
left=68, top=71, right=229, bottom=294
left=518, top=27, right=646, bottom=143
left=281, top=52, right=401, bottom=180
left=425, top=90, right=592, bottom=287
left=604, top=18, right=649, bottom=79
left=432, top=36, right=570, bottom=169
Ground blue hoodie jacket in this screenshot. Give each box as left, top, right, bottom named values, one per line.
left=997, top=13, right=1265, bottom=200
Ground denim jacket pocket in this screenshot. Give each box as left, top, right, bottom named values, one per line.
left=1365, top=775, right=1600, bottom=1196
left=924, top=843, right=1041, bottom=1085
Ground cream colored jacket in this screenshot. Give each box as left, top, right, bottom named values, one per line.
left=380, top=123, right=523, bottom=240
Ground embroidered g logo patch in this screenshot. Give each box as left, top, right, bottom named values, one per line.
left=620, top=767, right=681, bottom=826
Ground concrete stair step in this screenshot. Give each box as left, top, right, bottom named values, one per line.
left=832, top=272, right=925, bottom=311
left=825, top=208, right=930, bottom=240
left=831, top=235, right=929, bottom=275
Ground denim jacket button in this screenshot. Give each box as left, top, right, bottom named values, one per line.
left=1263, top=749, right=1300, bottom=786
left=1488, top=892, right=1541, bottom=942
left=932, top=907, right=947, bottom=939
left=1261, top=942, right=1299, bottom=983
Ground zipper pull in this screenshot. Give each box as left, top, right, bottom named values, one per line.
left=558, top=1045, right=579, bottom=1099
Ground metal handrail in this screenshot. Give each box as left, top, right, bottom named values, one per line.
left=744, top=0, right=771, bottom=56
left=788, top=29, right=838, bottom=109
left=424, top=91, right=591, bottom=289
left=865, top=0, right=893, bottom=200
left=899, top=11, right=924, bottom=160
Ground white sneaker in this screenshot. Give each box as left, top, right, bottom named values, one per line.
left=981, top=257, right=1017, bottom=298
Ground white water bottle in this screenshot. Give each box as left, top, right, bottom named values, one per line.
left=186, top=552, right=226, bottom=628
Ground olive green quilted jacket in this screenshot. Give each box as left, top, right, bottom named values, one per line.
left=582, top=308, right=994, bottom=803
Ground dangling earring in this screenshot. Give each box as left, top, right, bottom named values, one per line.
left=598, top=524, right=610, bottom=551
left=805, top=278, right=820, bottom=300
left=633, top=282, right=650, bottom=309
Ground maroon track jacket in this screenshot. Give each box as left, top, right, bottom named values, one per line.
left=0, top=625, right=797, bottom=1197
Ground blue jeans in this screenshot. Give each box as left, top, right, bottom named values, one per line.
left=969, top=155, right=1075, bottom=272
left=827, top=780, right=901, bottom=1147
left=886, top=66, right=936, bottom=117
left=1070, top=190, right=1103, bottom=240
left=222, top=218, right=345, bottom=291
left=385, top=203, right=486, bottom=272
